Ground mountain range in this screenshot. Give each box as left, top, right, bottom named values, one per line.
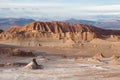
left=0, top=18, right=34, bottom=30
left=0, top=18, right=120, bottom=30
left=65, top=19, right=120, bottom=30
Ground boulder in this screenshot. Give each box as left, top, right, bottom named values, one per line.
left=24, top=58, right=43, bottom=69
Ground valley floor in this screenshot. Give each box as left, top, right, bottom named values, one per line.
left=1, top=57, right=120, bottom=80
left=0, top=40, right=120, bottom=80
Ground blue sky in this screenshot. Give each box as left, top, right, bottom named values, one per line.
left=0, top=0, right=120, bottom=20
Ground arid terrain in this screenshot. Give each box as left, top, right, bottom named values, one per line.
left=1, top=21, right=120, bottom=80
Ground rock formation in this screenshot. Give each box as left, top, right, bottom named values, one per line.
left=12, top=49, right=35, bottom=57
left=110, top=55, right=120, bottom=63
left=24, top=58, right=43, bottom=69
left=92, top=53, right=104, bottom=59
left=87, top=53, right=105, bottom=63
left=0, top=48, right=35, bottom=57
left=0, top=21, right=120, bottom=47
left=2, top=21, right=98, bottom=41
left=75, top=56, right=84, bottom=61
left=88, top=57, right=102, bottom=63
left=110, top=55, right=119, bottom=60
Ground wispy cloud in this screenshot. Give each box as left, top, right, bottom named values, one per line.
left=0, top=0, right=120, bottom=20
left=0, top=2, right=64, bottom=7
left=84, top=5, right=120, bottom=11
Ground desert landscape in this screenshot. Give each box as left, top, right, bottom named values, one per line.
left=0, top=21, right=120, bottom=80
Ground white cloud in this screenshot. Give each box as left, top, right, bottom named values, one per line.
left=0, top=2, right=64, bottom=8
left=1, top=2, right=120, bottom=11
left=0, top=2, right=120, bottom=19
left=84, top=5, right=120, bottom=11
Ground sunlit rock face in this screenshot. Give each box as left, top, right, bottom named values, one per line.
left=0, top=21, right=120, bottom=47
left=0, top=21, right=98, bottom=41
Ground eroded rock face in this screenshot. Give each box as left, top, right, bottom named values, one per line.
left=1, top=21, right=98, bottom=41
left=0, top=21, right=120, bottom=47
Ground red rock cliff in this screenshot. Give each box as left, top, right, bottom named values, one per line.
left=1, top=21, right=120, bottom=41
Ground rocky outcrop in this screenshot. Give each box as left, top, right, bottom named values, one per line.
left=110, top=55, right=120, bottom=64
left=0, top=21, right=120, bottom=47
left=92, top=53, right=105, bottom=59
left=12, top=49, right=35, bottom=57
left=2, top=21, right=99, bottom=41
left=110, top=55, right=119, bottom=60
left=0, top=48, right=35, bottom=57
left=24, top=58, right=43, bottom=69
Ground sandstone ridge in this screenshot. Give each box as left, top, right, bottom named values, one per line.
left=0, top=21, right=120, bottom=46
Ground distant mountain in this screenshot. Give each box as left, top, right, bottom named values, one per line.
left=95, top=19, right=120, bottom=29
left=0, top=18, right=35, bottom=30
left=65, top=18, right=96, bottom=25
left=65, top=19, right=120, bottom=30
left=1, top=18, right=120, bottom=30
